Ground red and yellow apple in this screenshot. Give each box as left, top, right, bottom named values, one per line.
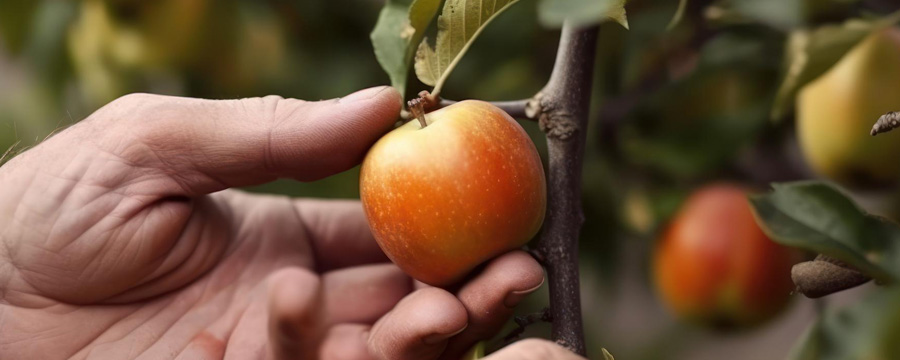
left=653, top=184, right=801, bottom=328
left=360, top=100, right=546, bottom=286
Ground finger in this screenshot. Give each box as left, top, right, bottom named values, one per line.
left=91, top=86, right=401, bottom=196
left=439, top=251, right=545, bottom=360
left=323, top=264, right=412, bottom=325
left=485, top=339, right=585, bottom=360
left=294, top=199, right=388, bottom=271
left=367, top=288, right=468, bottom=360
left=320, top=324, right=376, bottom=360
left=266, top=267, right=323, bottom=360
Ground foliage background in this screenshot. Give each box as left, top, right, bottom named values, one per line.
left=0, top=0, right=895, bottom=359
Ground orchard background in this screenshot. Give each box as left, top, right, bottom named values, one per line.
left=2, top=0, right=900, bottom=359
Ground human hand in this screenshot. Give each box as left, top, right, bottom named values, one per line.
left=485, top=339, right=586, bottom=360
left=0, top=87, right=546, bottom=359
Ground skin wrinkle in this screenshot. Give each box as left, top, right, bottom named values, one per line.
left=1, top=320, right=73, bottom=349
left=53, top=310, right=123, bottom=358
left=123, top=270, right=231, bottom=360
left=260, top=96, right=289, bottom=176
left=215, top=268, right=260, bottom=350
left=289, top=200, right=321, bottom=273
left=70, top=301, right=155, bottom=358
left=1, top=272, right=55, bottom=309
left=110, top=297, right=206, bottom=360
left=123, top=203, right=201, bottom=292
left=49, top=185, right=124, bottom=254
left=104, top=201, right=228, bottom=304
left=34, top=145, right=166, bottom=271
left=112, top=137, right=192, bottom=197
left=4, top=304, right=128, bottom=360
left=130, top=207, right=280, bottom=359
left=108, top=110, right=206, bottom=196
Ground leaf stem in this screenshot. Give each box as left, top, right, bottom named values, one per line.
left=429, top=1, right=521, bottom=97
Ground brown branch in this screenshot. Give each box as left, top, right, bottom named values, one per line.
left=399, top=97, right=533, bottom=121
left=530, top=21, right=599, bottom=356
left=437, top=99, right=533, bottom=119
left=791, top=254, right=872, bottom=298
left=501, top=308, right=553, bottom=345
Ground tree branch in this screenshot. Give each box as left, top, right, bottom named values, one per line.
left=501, top=308, right=553, bottom=345
left=530, top=21, right=599, bottom=356
left=437, top=99, right=534, bottom=120
left=401, top=97, right=534, bottom=121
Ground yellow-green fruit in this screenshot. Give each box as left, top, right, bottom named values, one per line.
left=798, top=28, right=900, bottom=188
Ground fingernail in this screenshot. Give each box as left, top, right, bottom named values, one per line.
left=423, top=324, right=467, bottom=345
left=504, top=278, right=545, bottom=308
left=338, top=86, right=391, bottom=103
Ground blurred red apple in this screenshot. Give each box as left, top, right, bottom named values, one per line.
left=653, top=184, right=801, bottom=328
left=360, top=100, right=546, bottom=286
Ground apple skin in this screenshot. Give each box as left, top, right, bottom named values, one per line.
left=653, top=184, right=801, bottom=328
left=360, top=100, right=546, bottom=286
left=798, top=27, right=900, bottom=188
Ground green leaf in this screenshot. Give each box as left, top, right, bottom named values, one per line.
left=538, top=0, right=628, bottom=29
left=602, top=348, right=615, bottom=360
left=770, top=10, right=900, bottom=120
left=786, top=287, right=900, bottom=360
left=748, top=181, right=900, bottom=283
left=414, top=0, right=521, bottom=96
left=462, top=341, right=486, bottom=359
left=371, top=0, right=441, bottom=99
left=665, top=0, right=688, bottom=31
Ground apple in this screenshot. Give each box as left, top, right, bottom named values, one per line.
left=360, top=100, right=546, bottom=286
left=798, top=27, right=900, bottom=188
left=653, top=184, right=801, bottom=328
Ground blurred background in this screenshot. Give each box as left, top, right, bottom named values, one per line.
left=3, top=0, right=900, bottom=359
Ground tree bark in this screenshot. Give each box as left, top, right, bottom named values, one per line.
left=533, top=21, right=599, bottom=356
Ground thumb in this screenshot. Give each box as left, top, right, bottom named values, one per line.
left=91, top=86, right=401, bottom=196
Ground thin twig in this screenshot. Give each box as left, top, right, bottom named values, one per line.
left=501, top=308, right=553, bottom=345
left=437, top=99, right=533, bottom=119
left=400, top=97, right=534, bottom=120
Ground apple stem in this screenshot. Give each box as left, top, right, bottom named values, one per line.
left=407, top=97, right=428, bottom=128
